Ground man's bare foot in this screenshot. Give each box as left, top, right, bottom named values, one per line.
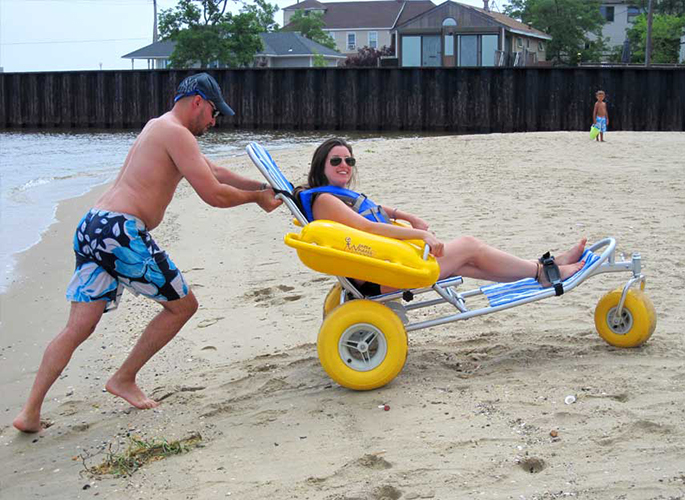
left=538, top=261, right=585, bottom=287
left=106, top=378, right=159, bottom=409
left=13, top=409, right=43, bottom=433
left=556, top=238, right=587, bottom=265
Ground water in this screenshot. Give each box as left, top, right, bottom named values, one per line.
left=0, top=128, right=407, bottom=293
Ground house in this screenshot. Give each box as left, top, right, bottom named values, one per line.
left=394, top=0, right=551, bottom=67
left=596, top=0, right=641, bottom=48
left=121, top=32, right=345, bottom=69
left=283, top=0, right=551, bottom=67
left=282, top=0, right=436, bottom=55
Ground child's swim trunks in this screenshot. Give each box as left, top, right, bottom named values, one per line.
left=66, top=209, right=189, bottom=312
left=595, top=116, right=607, bottom=133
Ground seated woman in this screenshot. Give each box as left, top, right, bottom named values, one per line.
left=297, top=138, right=586, bottom=291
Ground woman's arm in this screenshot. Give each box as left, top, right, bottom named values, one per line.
left=383, top=206, right=429, bottom=230
left=313, top=194, right=444, bottom=256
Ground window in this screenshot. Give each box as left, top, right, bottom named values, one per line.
left=627, top=6, right=640, bottom=22
left=401, top=36, right=421, bottom=66
left=516, top=38, right=523, bottom=48
left=442, top=17, right=457, bottom=26
left=600, top=6, right=615, bottom=22
left=538, top=41, right=545, bottom=51
left=481, top=35, right=498, bottom=67
left=458, top=35, right=478, bottom=66
left=444, top=34, right=454, bottom=57
left=368, top=31, right=378, bottom=49
left=347, top=33, right=356, bottom=50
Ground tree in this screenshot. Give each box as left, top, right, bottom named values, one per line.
left=158, top=0, right=267, bottom=68
left=242, top=0, right=280, bottom=32
left=504, top=0, right=607, bottom=64
left=626, top=13, right=685, bottom=63
left=282, top=10, right=337, bottom=50
left=340, top=46, right=394, bottom=67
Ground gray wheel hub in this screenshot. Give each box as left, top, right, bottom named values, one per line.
left=606, top=306, right=634, bottom=335
left=338, top=323, right=387, bottom=372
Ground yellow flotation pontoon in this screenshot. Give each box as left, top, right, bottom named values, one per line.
left=284, top=219, right=439, bottom=290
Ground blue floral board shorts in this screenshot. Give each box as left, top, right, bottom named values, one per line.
left=66, top=209, right=189, bottom=312
left=595, top=116, right=607, bottom=133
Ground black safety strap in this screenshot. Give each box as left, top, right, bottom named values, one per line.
left=540, top=251, right=564, bottom=296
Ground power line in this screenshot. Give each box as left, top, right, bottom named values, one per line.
left=1, top=37, right=149, bottom=46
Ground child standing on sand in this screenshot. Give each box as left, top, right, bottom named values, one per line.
left=593, top=90, right=609, bottom=142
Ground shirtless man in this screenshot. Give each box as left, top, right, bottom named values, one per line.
left=13, top=73, right=281, bottom=433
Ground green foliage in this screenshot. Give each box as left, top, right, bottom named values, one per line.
left=159, top=0, right=270, bottom=68
left=504, top=0, right=607, bottom=63
left=242, top=0, right=280, bottom=32
left=283, top=10, right=337, bottom=50
left=655, top=0, right=685, bottom=16
left=312, top=53, right=328, bottom=67
left=626, top=13, right=685, bottom=63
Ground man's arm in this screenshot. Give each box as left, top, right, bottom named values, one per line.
left=204, top=155, right=266, bottom=191
left=166, top=128, right=279, bottom=212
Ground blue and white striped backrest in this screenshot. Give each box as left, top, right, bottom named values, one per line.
left=246, top=142, right=308, bottom=225
left=247, top=142, right=294, bottom=196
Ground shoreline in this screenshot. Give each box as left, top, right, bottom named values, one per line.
left=1, top=132, right=684, bottom=500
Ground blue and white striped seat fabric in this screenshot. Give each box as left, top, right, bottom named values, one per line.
left=481, top=249, right=600, bottom=307
left=247, top=142, right=294, bottom=195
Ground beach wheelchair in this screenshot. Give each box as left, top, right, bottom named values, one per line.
left=247, top=142, right=657, bottom=391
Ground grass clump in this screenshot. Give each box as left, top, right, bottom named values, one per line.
left=89, top=432, right=202, bottom=477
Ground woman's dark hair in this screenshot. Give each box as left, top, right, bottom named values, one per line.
left=307, top=137, right=355, bottom=188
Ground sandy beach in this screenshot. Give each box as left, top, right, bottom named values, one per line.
left=1, top=131, right=684, bottom=500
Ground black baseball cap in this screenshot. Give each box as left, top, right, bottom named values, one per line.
left=174, top=73, right=235, bottom=117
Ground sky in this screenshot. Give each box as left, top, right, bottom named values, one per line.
left=0, top=0, right=494, bottom=73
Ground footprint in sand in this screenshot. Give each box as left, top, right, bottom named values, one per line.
left=197, top=317, right=224, bottom=328
left=244, top=285, right=302, bottom=306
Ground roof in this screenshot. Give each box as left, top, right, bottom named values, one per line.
left=122, top=33, right=344, bottom=60
left=121, top=40, right=177, bottom=59
left=283, top=0, right=325, bottom=9
left=283, top=0, right=436, bottom=30
left=473, top=7, right=551, bottom=39
left=396, top=0, right=551, bottom=40
left=260, top=32, right=344, bottom=57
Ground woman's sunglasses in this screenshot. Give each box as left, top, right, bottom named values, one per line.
left=330, top=156, right=356, bottom=167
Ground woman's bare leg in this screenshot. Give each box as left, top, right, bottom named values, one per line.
left=437, top=236, right=584, bottom=283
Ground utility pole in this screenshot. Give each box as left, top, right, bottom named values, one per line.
left=153, top=0, right=159, bottom=69
left=153, top=0, right=159, bottom=43
left=645, top=0, right=654, bottom=66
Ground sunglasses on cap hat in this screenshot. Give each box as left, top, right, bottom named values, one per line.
left=330, top=156, right=356, bottom=167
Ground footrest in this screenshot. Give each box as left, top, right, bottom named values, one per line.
left=481, top=250, right=600, bottom=307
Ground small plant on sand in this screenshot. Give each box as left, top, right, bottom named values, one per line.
left=83, top=433, right=202, bottom=477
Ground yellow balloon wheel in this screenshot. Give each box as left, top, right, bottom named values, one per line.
left=318, top=300, right=407, bottom=391
left=594, top=288, right=657, bottom=347
left=322, top=283, right=343, bottom=319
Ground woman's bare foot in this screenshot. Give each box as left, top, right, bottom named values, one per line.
left=105, top=377, right=159, bottom=409
left=13, top=409, right=44, bottom=433
left=555, top=238, right=587, bottom=265
left=538, top=261, right=585, bottom=287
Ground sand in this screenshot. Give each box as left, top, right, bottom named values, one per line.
left=1, top=131, right=684, bottom=500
